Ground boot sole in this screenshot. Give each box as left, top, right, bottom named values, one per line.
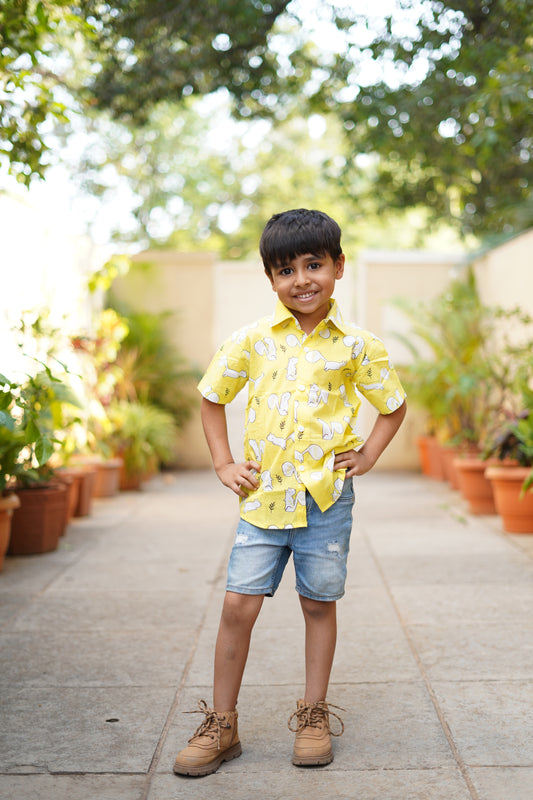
left=292, top=749, right=333, bottom=767
left=174, top=741, right=242, bottom=777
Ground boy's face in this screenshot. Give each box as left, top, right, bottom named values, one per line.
left=266, top=252, right=345, bottom=333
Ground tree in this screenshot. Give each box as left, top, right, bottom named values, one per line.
left=78, top=0, right=293, bottom=122
left=74, top=91, right=465, bottom=257
left=1, top=0, right=297, bottom=184
left=0, top=0, right=74, bottom=184
left=316, top=0, right=533, bottom=239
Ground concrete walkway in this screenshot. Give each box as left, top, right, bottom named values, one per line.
left=0, top=469, right=532, bottom=800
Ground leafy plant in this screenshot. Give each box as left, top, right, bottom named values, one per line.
left=108, top=300, right=200, bottom=428
left=104, top=400, right=179, bottom=480
left=0, top=363, right=82, bottom=490
left=483, top=370, right=533, bottom=494
left=394, top=268, right=533, bottom=447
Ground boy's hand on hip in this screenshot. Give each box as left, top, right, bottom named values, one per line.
left=334, top=449, right=375, bottom=478
left=216, top=461, right=261, bottom=497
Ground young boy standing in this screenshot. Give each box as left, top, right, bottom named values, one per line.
left=174, top=208, right=406, bottom=777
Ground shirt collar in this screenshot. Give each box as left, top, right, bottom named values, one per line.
left=271, top=298, right=350, bottom=335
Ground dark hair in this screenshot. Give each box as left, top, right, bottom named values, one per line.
left=259, top=209, right=342, bottom=275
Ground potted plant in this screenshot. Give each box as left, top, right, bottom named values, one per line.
left=104, top=400, right=179, bottom=490
left=394, top=271, right=533, bottom=506
left=2, top=364, right=81, bottom=555
left=485, top=380, right=533, bottom=533
left=0, top=375, right=23, bottom=570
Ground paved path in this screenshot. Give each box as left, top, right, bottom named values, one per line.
left=0, top=469, right=532, bottom=800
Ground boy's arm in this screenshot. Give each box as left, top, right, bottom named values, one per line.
left=201, top=397, right=261, bottom=497
left=334, top=402, right=407, bottom=478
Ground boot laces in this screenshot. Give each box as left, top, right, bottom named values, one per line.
left=288, top=700, right=345, bottom=737
left=183, top=699, right=230, bottom=750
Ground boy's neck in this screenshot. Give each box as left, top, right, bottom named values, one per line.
left=290, top=301, right=333, bottom=335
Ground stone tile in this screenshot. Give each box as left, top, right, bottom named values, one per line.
left=391, top=583, right=533, bottom=625
left=187, top=619, right=419, bottom=687
left=46, top=558, right=222, bottom=593
left=9, top=588, right=211, bottom=633
left=0, top=629, right=194, bottom=687
left=345, top=534, right=384, bottom=587
left=469, top=767, right=533, bottom=800
left=0, top=774, right=146, bottom=800
left=148, top=767, right=472, bottom=800
left=373, top=551, right=531, bottom=586
left=408, top=623, right=533, bottom=681
left=509, top=533, right=533, bottom=559
left=433, top=681, right=533, bottom=766
left=159, top=683, right=455, bottom=775
left=0, top=687, right=175, bottom=773
left=333, top=624, right=420, bottom=683
left=0, top=546, right=87, bottom=596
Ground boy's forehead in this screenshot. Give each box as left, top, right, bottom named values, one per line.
left=274, top=251, right=326, bottom=267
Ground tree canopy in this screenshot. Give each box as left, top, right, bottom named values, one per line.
left=0, top=0, right=73, bottom=184
left=79, top=0, right=292, bottom=122
left=320, top=0, right=533, bottom=238
left=2, top=0, right=532, bottom=242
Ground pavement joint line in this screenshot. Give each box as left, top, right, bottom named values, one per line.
left=140, top=514, right=237, bottom=800
left=360, top=521, right=481, bottom=800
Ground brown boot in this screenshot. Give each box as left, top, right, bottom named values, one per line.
left=288, top=699, right=345, bottom=766
left=173, top=699, right=242, bottom=777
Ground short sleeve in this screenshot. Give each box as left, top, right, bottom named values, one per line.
left=354, top=335, right=406, bottom=414
left=197, top=330, right=250, bottom=404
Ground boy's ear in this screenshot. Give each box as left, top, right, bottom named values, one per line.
left=335, top=254, right=345, bottom=279
left=265, top=268, right=276, bottom=290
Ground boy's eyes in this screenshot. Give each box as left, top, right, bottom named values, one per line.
left=279, top=262, right=322, bottom=276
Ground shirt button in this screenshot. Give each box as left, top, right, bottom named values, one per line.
left=298, top=384, right=306, bottom=392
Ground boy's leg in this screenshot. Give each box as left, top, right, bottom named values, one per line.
left=213, top=590, right=264, bottom=710
left=299, top=596, right=337, bottom=702
left=174, top=590, right=263, bottom=777
left=290, top=596, right=342, bottom=766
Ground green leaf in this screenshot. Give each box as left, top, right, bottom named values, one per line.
left=0, top=410, right=15, bottom=431
left=25, top=419, right=40, bottom=444
left=35, top=436, right=54, bottom=465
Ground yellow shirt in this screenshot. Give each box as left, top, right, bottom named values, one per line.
left=198, top=299, right=406, bottom=529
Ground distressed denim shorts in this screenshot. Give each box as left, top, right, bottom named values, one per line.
left=226, top=478, right=354, bottom=602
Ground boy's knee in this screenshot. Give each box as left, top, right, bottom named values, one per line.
left=221, top=591, right=263, bottom=628
left=299, top=595, right=336, bottom=620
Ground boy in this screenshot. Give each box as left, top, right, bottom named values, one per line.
left=174, top=208, right=406, bottom=777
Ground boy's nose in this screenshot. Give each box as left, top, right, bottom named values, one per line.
left=294, top=269, right=310, bottom=286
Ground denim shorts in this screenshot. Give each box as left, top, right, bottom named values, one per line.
left=226, top=478, right=354, bottom=602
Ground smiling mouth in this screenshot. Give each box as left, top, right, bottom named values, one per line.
left=294, top=291, right=317, bottom=300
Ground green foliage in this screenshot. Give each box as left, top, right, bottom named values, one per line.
left=108, top=298, right=200, bottom=427
left=104, top=400, right=178, bottom=479
left=77, top=98, right=466, bottom=254
left=79, top=0, right=292, bottom=123
left=0, top=0, right=79, bottom=185
left=0, top=362, right=82, bottom=490
left=394, top=268, right=533, bottom=445
left=484, top=364, right=533, bottom=493
left=327, top=0, right=533, bottom=239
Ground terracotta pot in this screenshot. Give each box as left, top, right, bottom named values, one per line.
left=440, top=445, right=463, bottom=489
left=0, top=494, right=21, bottom=571
left=93, top=458, right=123, bottom=498
left=426, top=436, right=446, bottom=480
left=453, top=456, right=497, bottom=514
left=74, top=467, right=97, bottom=516
left=416, top=435, right=433, bottom=476
left=56, top=468, right=82, bottom=522
left=485, top=465, right=533, bottom=533
left=441, top=444, right=479, bottom=490
left=8, top=483, right=68, bottom=555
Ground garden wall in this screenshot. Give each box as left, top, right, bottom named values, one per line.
left=472, top=228, right=533, bottom=318
left=114, top=229, right=531, bottom=470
